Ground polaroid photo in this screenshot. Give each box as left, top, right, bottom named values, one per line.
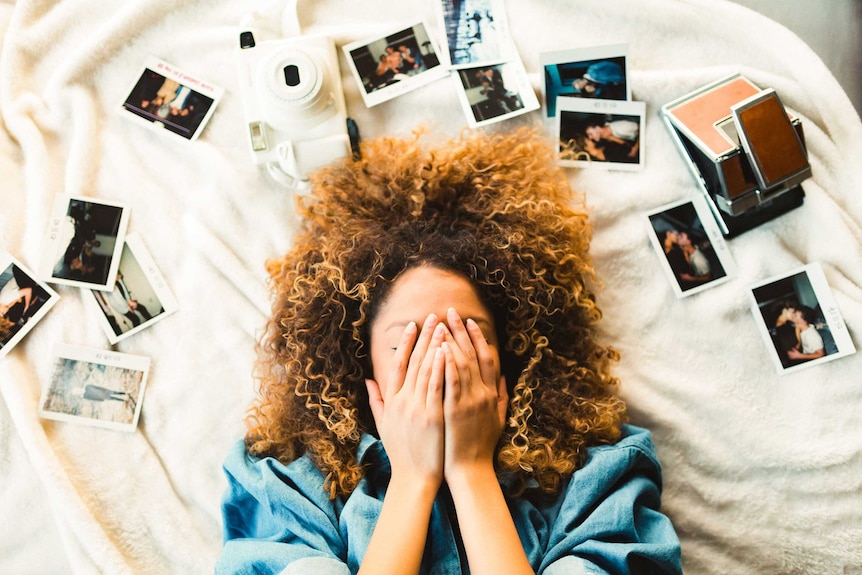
left=39, top=343, right=150, bottom=432
left=120, top=56, right=223, bottom=141
left=556, top=97, right=646, bottom=171
left=453, top=60, right=540, bottom=127
left=540, top=43, right=630, bottom=120
left=343, top=22, right=449, bottom=108
left=437, top=0, right=513, bottom=68
left=40, top=195, right=130, bottom=292
left=749, top=262, right=856, bottom=375
left=86, top=233, right=178, bottom=344
left=646, top=195, right=736, bottom=298
left=0, top=252, right=60, bottom=359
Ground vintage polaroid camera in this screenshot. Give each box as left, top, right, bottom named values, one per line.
left=237, top=28, right=357, bottom=190
left=661, top=74, right=811, bottom=236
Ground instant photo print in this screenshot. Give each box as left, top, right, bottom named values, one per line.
left=87, top=233, right=179, bottom=345
left=749, top=263, right=856, bottom=375
left=453, top=60, right=539, bottom=127
left=556, top=97, right=645, bottom=170
left=41, top=196, right=130, bottom=292
left=438, top=0, right=513, bottom=68
left=343, top=22, right=447, bottom=108
left=646, top=195, right=736, bottom=298
left=661, top=74, right=811, bottom=237
left=39, top=344, right=150, bottom=432
left=0, top=252, right=59, bottom=358
left=540, top=43, right=630, bottom=119
left=121, top=57, right=223, bottom=142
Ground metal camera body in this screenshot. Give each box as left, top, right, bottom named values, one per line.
left=237, top=30, right=352, bottom=188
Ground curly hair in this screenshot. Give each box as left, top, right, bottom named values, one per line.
left=246, top=126, right=627, bottom=499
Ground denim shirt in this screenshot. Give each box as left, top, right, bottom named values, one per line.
left=217, top=424, right=682, bottom=575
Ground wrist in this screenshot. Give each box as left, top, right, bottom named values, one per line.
left=444, top=461, right=498, bottom=494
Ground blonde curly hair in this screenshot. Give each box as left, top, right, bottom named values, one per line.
left=246, top=126, right=627, bottom=499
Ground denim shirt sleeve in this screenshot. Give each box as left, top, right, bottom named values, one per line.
left=216, top=440, right=349, bottom=575
left=539, top=425, right=682, bottom=575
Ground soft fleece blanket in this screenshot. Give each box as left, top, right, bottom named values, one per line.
left=1, top=0, right=860, bottom=573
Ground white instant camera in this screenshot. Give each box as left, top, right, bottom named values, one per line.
left=236, top=29, right=355, bottom=189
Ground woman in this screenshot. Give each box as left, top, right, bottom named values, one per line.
left=218, top=128, right=682, bottom=574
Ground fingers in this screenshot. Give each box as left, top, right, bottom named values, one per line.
left=445, top=308, right=496, bottom=391
left=386, top=321, right=418, bottom=397
left=415, top=322, right=447, bottom=400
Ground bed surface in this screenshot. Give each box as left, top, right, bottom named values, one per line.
left=1, top=0, right=861, bottom=573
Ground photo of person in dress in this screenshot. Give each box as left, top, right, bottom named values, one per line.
left=0, top=262, right=55, bottom=352
left=649, top=201, right=727, bottom=293
left=755, top=272, right=839, bottom=370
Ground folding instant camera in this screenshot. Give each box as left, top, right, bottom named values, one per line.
left=661, top=74, right=811, bottom=236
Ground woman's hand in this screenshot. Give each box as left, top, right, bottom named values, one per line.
left=365, top=313, right=446, bottom=489
left=440, top=307, right=507, bottom=481
left=439, top=308, right=532, bottom=575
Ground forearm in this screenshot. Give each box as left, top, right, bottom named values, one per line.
left=447, top=465, right=534, bottom=575
left=358, top=475, right=437, bottom=575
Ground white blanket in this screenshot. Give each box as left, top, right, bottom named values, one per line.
left=1, top=0, right=860, bottom=573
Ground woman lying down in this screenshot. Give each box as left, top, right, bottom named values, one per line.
left=216, top=127, right=683, bottom=575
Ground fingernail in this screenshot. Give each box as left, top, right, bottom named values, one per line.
left=424, top=313, right=437, bottom=327
left=404, top=321, right=417, bottom=334
left=441, top=341, right=450, bottom=353
left=465, top=318, right=477, bottom=329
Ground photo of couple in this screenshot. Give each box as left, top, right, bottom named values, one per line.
left=649, top=200, right=728, bottom=295
left=753, top=269, right=841, bottom=370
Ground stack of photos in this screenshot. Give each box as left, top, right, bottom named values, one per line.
left=540, top=43, right=646, bottom=170
left=39, top=344, right=150, bottom=432
left=646, top=196, right=736, bottom=298
left=19, top=195, right=180, bottom=432
left=749, top=263, right=856, bottom=374
left=0, top=253, right=59, bottom=358
left=437, top=0, right=539, bottom=127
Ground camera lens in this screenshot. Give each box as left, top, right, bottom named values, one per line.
left=283, top=65, right=301, bottom=87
